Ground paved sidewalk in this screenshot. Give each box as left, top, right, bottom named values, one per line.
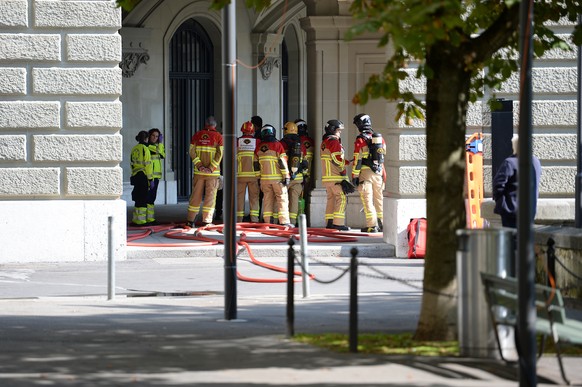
left=0, top=293, right=577, bottom=386
left=0, top=205, right=578, bottom=386
left=0, top=255, right=579, bottom=386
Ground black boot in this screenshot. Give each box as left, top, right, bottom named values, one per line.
left=361, top=226, right=380, bottom=233
left=377, top=218, right=383, bottom=231
left=326, top=219, right=334, bottom=229
left=331, top=224, right=351, bottom=231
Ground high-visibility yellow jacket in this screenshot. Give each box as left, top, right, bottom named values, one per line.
left=189, top=128, right=224, bottom=177
left=148, top=143, right=165, bottom=179
left=255, top=140, right=290, bottom=181
left=236, top=135, right=259, bottom=179
left=320, top=135, right=348, bottom=183
left=352, top=131, right=386, bottom=178
left=131, top=143, right=153, bottom=180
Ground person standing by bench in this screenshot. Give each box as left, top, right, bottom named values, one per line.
left=493, top=134, right=541, bottom=228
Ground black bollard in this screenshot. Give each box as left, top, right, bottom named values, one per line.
left=287, top=237, right=295, bottom=338
left=349, top=247, right=358, bottom=353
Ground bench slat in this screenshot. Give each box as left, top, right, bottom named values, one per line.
left=480, top=272, right=581, bottom=385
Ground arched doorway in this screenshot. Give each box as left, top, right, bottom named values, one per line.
left=169, top=19, right=214, bottom=200
left=282, top=25, right=301, bottom=124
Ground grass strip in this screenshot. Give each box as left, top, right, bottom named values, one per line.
left=294, top=332, right=459, bottom=356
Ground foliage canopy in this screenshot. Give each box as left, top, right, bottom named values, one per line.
left=346, top=0, right=582, bottom=124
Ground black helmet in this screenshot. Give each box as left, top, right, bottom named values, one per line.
left=260, top=124, right=276, bottom=139
left=353, top=113, right=372, bottom=132
left=294, top=119, right=308, bottom=136
left=324, top=119, right=344, bottom=135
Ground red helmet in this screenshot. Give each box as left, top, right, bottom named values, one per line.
left=240, top=121, right=255, bottom=135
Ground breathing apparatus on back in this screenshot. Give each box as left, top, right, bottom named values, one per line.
left=354, top=114, right=384, bottom=174
left=282, top=122, right=304, bottom=179
left=367, top=132, right=384, bottom=174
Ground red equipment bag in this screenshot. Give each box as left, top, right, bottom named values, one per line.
left=407, top=218, right=427, bottom=259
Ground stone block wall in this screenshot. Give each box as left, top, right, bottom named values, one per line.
left=383, top=21, right=579, bottom=257
left=0, top=0, right=125, bottom=263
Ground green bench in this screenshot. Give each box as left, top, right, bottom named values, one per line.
left=480, top=272, right=582, bottom=385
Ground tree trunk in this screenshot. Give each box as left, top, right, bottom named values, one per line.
left=414, top=42, right=472, bottom=341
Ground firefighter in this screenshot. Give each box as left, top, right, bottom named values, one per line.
left=295, top=118, right=315, bottom=224
left=254, top=124, right=293, bottom=227
left=236, top=121, right=260, bottom=222
left=280, top=121, right=308, bottom=226
left=130, top=130, right=153, bottom=226
left=351, top=113, right=386, bottom=233
left=320, top=119, right=351, bottom=231
left=186, top=116, right=224, bottom=228
left=251, top=115, right=263, bottom=140
left=146, top=128, right=165, bottom=224
left=251, top=115, right=264, bottom=217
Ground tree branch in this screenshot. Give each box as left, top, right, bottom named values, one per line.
left=469, top=3, right=520, bottom=63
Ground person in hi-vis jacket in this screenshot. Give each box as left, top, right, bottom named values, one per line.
left=130, top=131, right=153, bottom=226
left=236, top=121, right=260, bottom=222
left=320, top=119, right=351, bottom=231
left=351, top=113, right=386, bottom=233
left=254, top=124, right=293, bottom=227
left=186, top=116, right=223, bottom=228
left=146, top=128, right=165, bottom=224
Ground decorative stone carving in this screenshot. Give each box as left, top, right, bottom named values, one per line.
left=120, top=41, right=149, bottom=78
left=259, top=56, right=280, bottom=80
left=252, top=33, right=283, bottom=81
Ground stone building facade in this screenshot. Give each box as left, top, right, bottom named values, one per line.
left=0, top=0, right=125, bottom=262
left=0, top=0, right=577, bottom=262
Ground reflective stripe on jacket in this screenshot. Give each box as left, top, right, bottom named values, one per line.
left=190, top=129, right=224, bottom=176
left=255, top=140, right=290, bottom=181
left=148, top=143, right=165, bottom=179
left=237, top=135, right=259, bottom=178
left=131, top=143, right=153, bottom=180
left=320, top=135, right=347, bottom=183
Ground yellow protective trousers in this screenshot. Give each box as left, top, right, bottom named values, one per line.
left=357, top=169, right=384, bottom=227
left=187, top=175, right=220, bottom=224
left=323, top=181, right=347, bottom=226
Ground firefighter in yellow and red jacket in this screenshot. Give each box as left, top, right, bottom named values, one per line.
left=320, top=119, right=351, bottom=231
left=186, top=116, right=224, bottom=227
left=280, top=121, right=308, bottom=226
left=295, top=118, right=314, bottom=223
left=352, top=113, right=386, bottom=233
left=130, top=130, right=153, bottom=225
left=236, top=121, right=260, bottom=222
left=254, top=124, right=293, bottom=227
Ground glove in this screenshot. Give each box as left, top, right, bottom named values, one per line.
left=282, top=177, right=290, bottom=186
left=158, top=133, right=163, bottom=143
left=149, top=180, right=155, bottom=190
left=337, top=179, right=356, bottom=195
left=352, top=177, right=360, bottom=186
left=198, top=166, right=211, bottom=173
